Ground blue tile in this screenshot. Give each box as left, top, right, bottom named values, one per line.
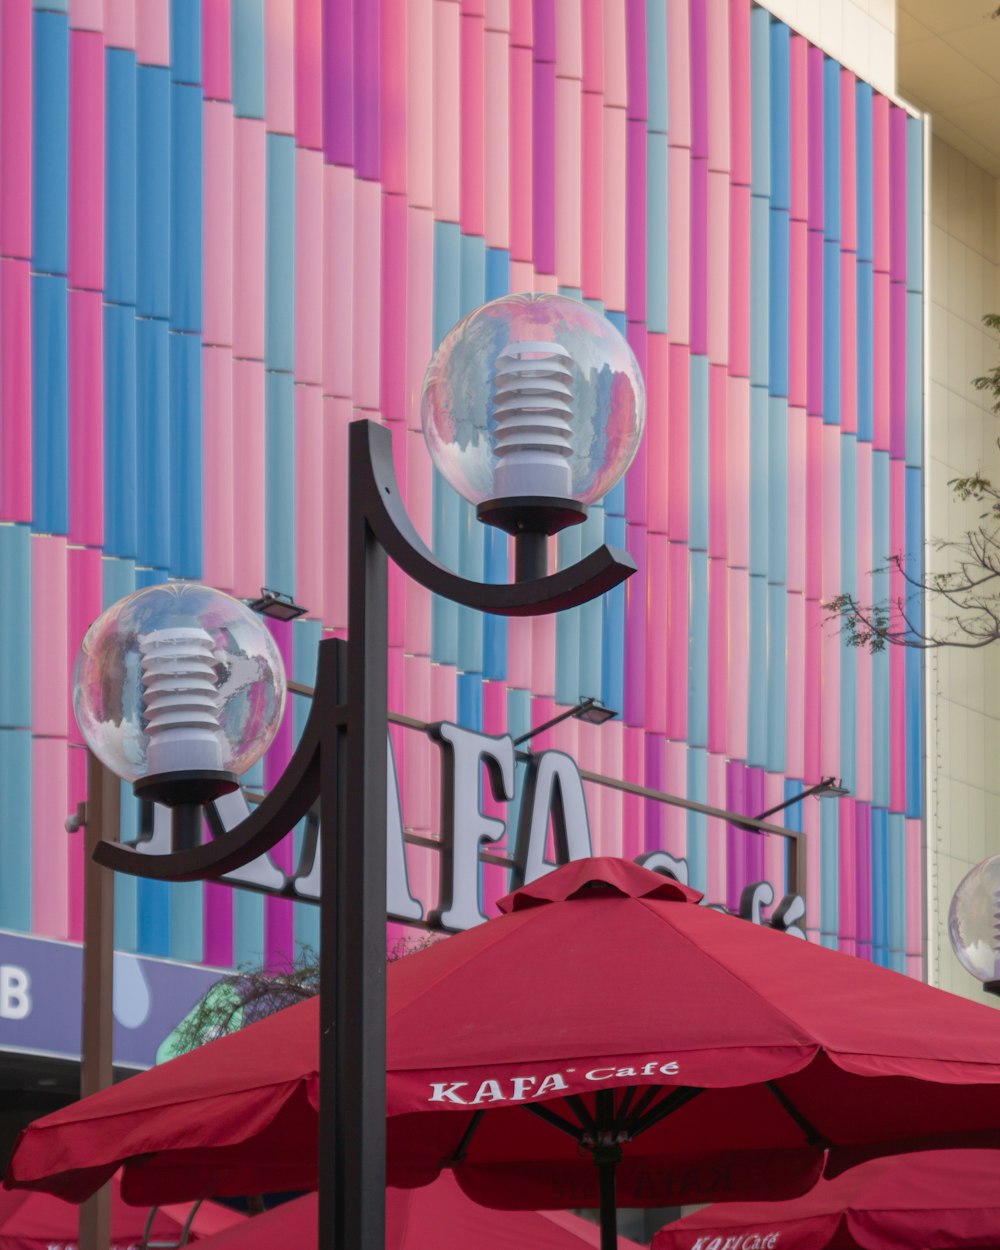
left=749, top=7, right=771, bottom=199
left=265, top=369, right=296, bottom=592
left=170, top=0, right=202, bottom=85
left=105, top=49, right=138, bottom=305
left=265, top=133, right=296, bottom=373
left=137, top=65, right=171, bottom=319
left=170, top=82, right=203, bottom=333
left=31, top=273, right=69, bottom=535
left=0, top=526, right=31, bottom=728
left=0, top=731, right=31, bottom=932
left=169, top=331, right=203, bottom=577
left=104, top=304, right=137, bottom=557
left=136, top=317, right=171, bottom=569
left=32, top=11, right=69, bottom=276
left=231, top=0, right=265, bottom=119
left=687, top=549, right=708, bottom=749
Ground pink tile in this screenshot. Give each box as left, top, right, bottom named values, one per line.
left=380, top=0, right=406, bottom=188
left=728, top=182, right=750, bottom=378
left=136, top=0, right=170, bottom=65
left=666, top=541, right=688, bottom=740
left=556, top=0, right=582, bottom=79
left=484, top=28, right=510, bottom=250
left=838, top=798, right=856, bottom=952
left=506, top=617, right=533, bottom=688
left=70, top=0, right=103, bottom=29
left=708, top=363, right=727, bottom=559
left=381, top=193, right=407, bottom=423
left=646, top=333, right=669, bottom=534
left=66, top=745, right=86, bottom=943
left=646, top=532, right=668, bottom=735
left=706, top=753, right=728, bottom=904
left=203, top=0, right=231, bottom=100
left=407, top=0, right=434, bottom=210
left=625, top=116, right=645, bottom=322
left=295, top=384, right=324, bottom=620
left=531, top=610, right=557, bottom=700
left=728, top=0, right=750, bottom=186
left=784, top=590, right=804, bottom=780
left=233, top=118, right=266, bottom=362
left=820, top=611, right=842, bottom=783
left=789, top=35, right=808, bottom=223
left=295, top=0, right=322, bottom=147
left=806, top=229, right=824, bottom=417
left=509, top=0, right=531, bottom=47
left=231, top=358, right=266, bottom=597
left=803, top=794, right=820, bottom=936
left=840, top=70, right=857, bottom=253
left=294, top=147, right=324, bottom=386
left=625, top=323, right=647, bottom=524
left=69, top=31, right=103, bottom=290
left=668, top=144, right=691, bottom=345
left=555, top=75, right=582, bottom=289
left=66, top=545, right=102, bottom=743
left=0, top=259, right=32, bottom=522
left=0, top=0, right=32, bottom=260
left=706, top=0, right=730, bottom=172
left=68, top=289, right=103, bottom=547
left=872, top=94, right=890, bottom=274
left=788, top=218, right=807, bottom=408
left=405, top=205, right=434, bottom=431
left=707, top=170, right=729, bottom=367
left=599, top=720, right=624, bottom=854
left=663, top=740, right=687, bottom=857
left=509, top=44, right=533, bottom=261
left=323, top=163, right=354, bottom=400
left=403, top=435, right=434, bottom=656
left=202, top=345, right=236, bottom=592
left=353, top=178, right=382, bottom=414
left=707, top=556, right=728, bottom=754
left=602, top=0, right=627, bottom=109
left=839, top=254, right=858, bottom=434
left=726, top=566, right=748, bottom=761
left=786, top=405, right=806, bottom=593
left=602, top=104, right=627, bottom=311
left=666, top=0, right=690, bottom=147
left=433, top=0, right=461, bottom=224
left=203, top=100, right=234, bottom=349
left=33, top=534, right=69, bottom=738
left=33, top=738, right=69, bottom=939
left=821, top=424, right=841, bottom=605
left=726, top=375, right=750, bottom=570
left=581, top=88, right=603, bottom=300
left=905, top=818, right=922, bottom=961
left=667, top=343, right=689, bottom=542
left=889, top=459, right=907, bottom=811
left=322, top=397, right=351, bottom=631
left=621, top=726, right=645, bottom=859
left=807, top=46, right=824, bottom=232
left=104, top=0, right=136, bottom=51
left=460, top=9, right=485, bottom=237
left=581, top=0, right=603, bottom=93
left=623, top=523, right=647, bottom=725
left=805, top=415, right=823, bottom=603
left=803, top=595, right=822, bottom=785
left=873, top=269, right=890, bottom=451
left=265, top=0, right=295, bottom=135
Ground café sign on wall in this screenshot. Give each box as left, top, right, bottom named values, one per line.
left=134, top=722, right=806, bottom=939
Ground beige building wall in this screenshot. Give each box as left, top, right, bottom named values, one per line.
left=755, top=0, right=897, bottom=96
left=924, top=141, right=1000, bottom=997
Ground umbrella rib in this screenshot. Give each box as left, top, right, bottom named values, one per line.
left=612, top=1084, right=638, bottom=1135
left=626, top=1085, right=704, bottom=1140
left=765, top=1080, right=830, bottom=1148
left=525, top=1101, right=587, bottom=1143
left=566, top=1094, right=598, bottom=1136
left=625, top=1083, right=665, bottom=1127
left=443, top=1109, right=486, bottom=1165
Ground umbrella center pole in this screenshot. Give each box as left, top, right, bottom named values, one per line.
left=590, top=1137, right=623, bottom=1250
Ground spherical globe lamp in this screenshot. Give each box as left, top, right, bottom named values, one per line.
left=73, top=583, right=287, bottom=807
left=421, top=293, right=645, bottom=537
left=949, top=854, right=1000, bottom=989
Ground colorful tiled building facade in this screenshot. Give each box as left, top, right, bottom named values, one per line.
left=0, top=0, right=927, bottom=1038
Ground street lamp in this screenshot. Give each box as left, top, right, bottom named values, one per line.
left=949, top=855, right=1000, bottom=998
left=71, top=293, right=644, bottom=1249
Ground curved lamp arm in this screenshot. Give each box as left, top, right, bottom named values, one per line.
left=357, top=420, right=635, bottom=614
left=95, top=419, right=636, bottom=883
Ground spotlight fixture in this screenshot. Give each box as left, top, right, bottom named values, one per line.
left=247, top=588, right=308, bottom=622
left=513, top=695, right=618, bottom=746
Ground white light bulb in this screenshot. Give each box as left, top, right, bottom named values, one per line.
left=139, top=626, right=226, bottom=776
left=491, top=339, right=574, bottom=499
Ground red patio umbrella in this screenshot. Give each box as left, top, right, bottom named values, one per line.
left=0, top=1172, right=242, bottom=1248
left=13, top=859, right=1000, bottom=1247
left=650, top=1150, right=1000, bottom=1250
left=186, top=1174, right=643, bottom=1250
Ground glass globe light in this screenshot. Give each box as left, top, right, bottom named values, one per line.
left=73, top=583, right=287, bottom=805
left=949, top=855, right=1000, bottom=984
left=421, top=293, right=645, bottom=521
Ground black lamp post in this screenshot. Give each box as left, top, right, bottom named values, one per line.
left=71, top=295, right=645, bottom=1248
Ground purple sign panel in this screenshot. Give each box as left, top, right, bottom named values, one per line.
left=0, top=931, right=222, bottom=1069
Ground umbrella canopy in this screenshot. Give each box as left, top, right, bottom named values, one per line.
left=185, top=1175, right=643, bottom=1250
left=13, top=859, right=1000, bottom=1223
left=650, top=1150, right=1000, bottom=1250
left=0, top=1172, right=243, bottom=1248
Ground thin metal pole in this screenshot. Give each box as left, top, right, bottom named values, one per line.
left=79, top=752, right=117, bottom=1250
left=318, top=425, right=389, bottom=1250
left=514, top=531, right=548, bottom=582
left=594, top=1090, right=620, bottom=1250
